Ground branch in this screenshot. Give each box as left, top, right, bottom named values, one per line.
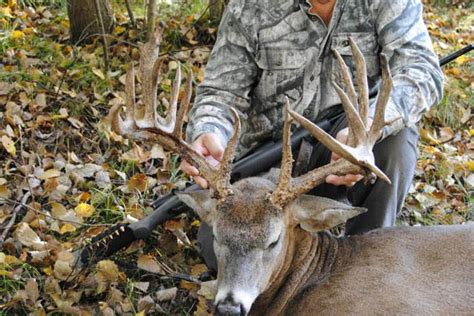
left=0, top=192, right=31, bottom=247
left=94, top=0, right=110, bottom=72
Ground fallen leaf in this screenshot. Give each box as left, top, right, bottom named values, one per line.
left=92, top=68, right=105, bottom=80
left=25, top=278, right=39, bottom=302
left=96, top=260, right=119, bottom=282
left=137, top=255, right=165, bottom=275
left=0, top=185, right=11, bottom=199
left=75, top=203, right=95, bottom=218
left=128, top=174, right=148, bottom=192
left=14, top=223, right=47, bottom=250
left=1, top=135, right=16, bottom=157
left=60, top=223, right=76, bottom=234
left=155, top=287, right=177, bottom=302
left=53, top=260, right=72, bottom=281
left=198, top=280, right=217, bottom=300
left=41, top=169, right=61, bottom=180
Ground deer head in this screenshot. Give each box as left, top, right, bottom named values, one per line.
left=109, top=29, right=393, bottom=316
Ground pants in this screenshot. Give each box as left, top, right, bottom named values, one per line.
left=197, top=113, right=419, bottom=271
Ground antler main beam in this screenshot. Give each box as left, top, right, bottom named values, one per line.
left=270, top=38, right=394, bottom=208
left=108, top=28, right=241, bottom=200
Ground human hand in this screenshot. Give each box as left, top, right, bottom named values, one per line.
left=325, top=118, right=373, bottom=187
left=180, top=133, right=224, bottom=189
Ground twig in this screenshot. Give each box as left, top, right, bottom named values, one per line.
left=146, top=0, right=157, bottom=40
left=0, top=192, right=31, bottom=247
left=182, top=3, right=210, bottom=39
left=124, top=0, right=136, bottom=27
left=94, top=0, right=110, bottom=72
left=0, top=197, right=112, bottom=228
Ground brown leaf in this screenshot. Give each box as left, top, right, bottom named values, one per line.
left=128, top=174, right=148, bottom=192
left=14, top=223, right=47, bottom=250
left=155, top=287, right=177, bottom=302
left=25, top=278, right=39, bottom=302
left=137, top=255, right=165, bottom=275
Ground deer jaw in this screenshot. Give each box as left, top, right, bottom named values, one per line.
left=177, top=177, right=366, bottom=315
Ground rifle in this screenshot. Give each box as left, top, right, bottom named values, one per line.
left=77, top=44, right=472, bottom=266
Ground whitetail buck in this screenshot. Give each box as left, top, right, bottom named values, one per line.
left=109, top=30, right=474, bottom=315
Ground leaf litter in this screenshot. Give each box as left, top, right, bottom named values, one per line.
left=0, top=0, right=472, bottom=314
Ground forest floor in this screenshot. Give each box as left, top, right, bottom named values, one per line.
left=0, top=0, right=472, bottom=315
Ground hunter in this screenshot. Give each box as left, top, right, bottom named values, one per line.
left=181, top=0, right=443, bottom=270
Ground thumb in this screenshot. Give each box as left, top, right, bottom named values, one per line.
left=202, top=134, right=225, bottom=162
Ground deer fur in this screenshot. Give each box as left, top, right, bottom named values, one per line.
left=178, top=179, right=474, bottom=315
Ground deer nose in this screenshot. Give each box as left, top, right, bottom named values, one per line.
left=215, top=296, right=246, bottom=316
left=215, top=302, right=245, bottom=316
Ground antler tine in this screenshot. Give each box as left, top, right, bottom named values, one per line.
left=125, top=66, right=136, bottom=124
left=212, top=108, right=241, bottom=199
left=332, top=49, right=358, bottom=110
left=282, top=109, right=390, bottom=204
left=332, top=48, right=358, bottom=146
left=173, top=70, right=193, bottom=139
left=349, top=37, right=369, bottom=127
left=269, top=100, right=294, bottom=207
left=135, top=29, right=168, bottom=129
left=109, top=66, right=138, bottom=136
left=369, top=54, right=393, bottom=144
left=162, top=62, right=182, bottom=134
left=332, top=81, right=366, bottom=143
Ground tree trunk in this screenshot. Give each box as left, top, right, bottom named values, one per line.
left=209, top=0, right=229, bottom=23
left=67, top=0, right=114, bottom=43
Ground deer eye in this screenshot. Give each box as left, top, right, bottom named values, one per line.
left=267, top=235, right=280, bottom=250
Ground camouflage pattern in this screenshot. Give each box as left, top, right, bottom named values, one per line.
left=186, top=0, right=443, bottom=155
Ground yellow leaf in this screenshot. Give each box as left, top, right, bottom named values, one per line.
left=92, top=68, right=105, bottom=80
left=419, top=128, right=439, bottom=145
left=41, top=169, right=61, bottom=180
left=1, top=135, right=16, bottom=157
left=135, top=312, right=145, bottom=316
left=115, top=25, right=126, bottom=34
left=8, top=0, right=16, bottom=8
left=455, top=55, right=468, bottom=65
left=466, top=161, right=474, bottom=172
left=43, top=266, right=53, bottom=276
left=75, top=203, right=95, bottom=218
left=51, top=202, right=67, bottom=217
left=60, top=223, right=76, bottom=234
left=10, top=30, right=24, bottom=40
left=0, top=7, right=12, bottom=17
left=470, top=129, right=474, bottom=137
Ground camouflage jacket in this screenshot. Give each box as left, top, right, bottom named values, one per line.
left=186, top=0, right=443, bottom=155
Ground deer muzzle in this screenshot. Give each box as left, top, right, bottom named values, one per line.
left=215, top=294, right=247, bottom=316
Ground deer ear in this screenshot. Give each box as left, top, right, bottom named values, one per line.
left=287, top=195, right=367, bottom=233
left=176, top=191, right=217, bottom=225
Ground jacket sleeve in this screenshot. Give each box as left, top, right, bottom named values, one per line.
left=186, top=4, right=259, bottom=146
left=370, top=0, right=444, bottom=139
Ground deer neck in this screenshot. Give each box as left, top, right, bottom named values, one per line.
left=250, top=228, right=356, bottom=315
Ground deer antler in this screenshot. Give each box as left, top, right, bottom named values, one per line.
left=270, top=38, right=393, bottom=208
left=108, top=28, right=241, bottom=200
